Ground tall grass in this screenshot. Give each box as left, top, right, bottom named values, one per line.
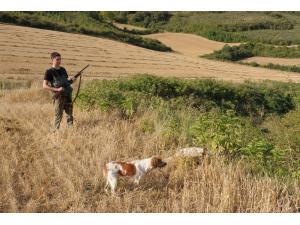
left=1, top=86, right=300, bottom=212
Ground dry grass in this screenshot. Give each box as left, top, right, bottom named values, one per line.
left=0, top=87, right=300, bottom=212
left=1, top=23, right=300, bottom=83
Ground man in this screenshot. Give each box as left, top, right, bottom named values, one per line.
left=43, top=52, right=78, bottom=130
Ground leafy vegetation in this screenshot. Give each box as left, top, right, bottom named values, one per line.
left=0, top=12, right=172, bottom=52
left=77, top=75, right=294, bottom=118
left=111, top=12, right=300, bottom=45
left=76, top=74, right=300, bottom=177
left=109, top=12, right=300, bottom=58
left=202, top=43, right=300, bottom=74
left=240, top=61, right=300, bottom=73
left=111, top=12, right=172, bottom=28
left=203, top=43, right=300, bottom=61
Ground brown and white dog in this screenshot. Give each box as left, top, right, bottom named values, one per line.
left=103, top=156, right=167, bottom=193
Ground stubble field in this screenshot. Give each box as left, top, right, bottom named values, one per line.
left=1, top=23, right=300, bottom=84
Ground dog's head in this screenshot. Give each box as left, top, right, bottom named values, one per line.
left=151, top=156, right=167, bottom=169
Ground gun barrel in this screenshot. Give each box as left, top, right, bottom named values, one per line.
left=74, top=64, right=89, bottom=78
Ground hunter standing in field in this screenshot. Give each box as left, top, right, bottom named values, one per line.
left=43, top=52, right=79, bottom=130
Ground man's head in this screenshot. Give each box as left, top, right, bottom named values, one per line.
left=51, top=52, right=61, bottom=67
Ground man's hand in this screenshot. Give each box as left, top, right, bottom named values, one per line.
left=43, top=80, right=64, bottom=92
left=68, top=76, right=77, bottom=83
left=56, top=87, right=64, bottom=92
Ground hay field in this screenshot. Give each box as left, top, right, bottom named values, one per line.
left=1, top=87, right=300, bottom=212
left=1, top=23, right=300, bottom=83
left=144, top=32, right=239, bottom=57
left=242, top=56, right=300, bottom=67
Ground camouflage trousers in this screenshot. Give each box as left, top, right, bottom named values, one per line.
left=54, top=95, right=73, bottom=129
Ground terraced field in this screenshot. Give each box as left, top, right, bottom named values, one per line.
left=1, top=23, right=300, bottom=83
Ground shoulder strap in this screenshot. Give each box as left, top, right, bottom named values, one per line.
left=72, top=74, right=82, bottom=104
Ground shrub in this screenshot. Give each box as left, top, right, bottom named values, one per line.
left=76, top=75, right=300, bottom=177
left=77, top=75, right=295, bottom=118
left=203, top=43, right=300, bottom=61
left=191, top=110, right=261, bottom=154
left=191, top=110, right=286, bottom=175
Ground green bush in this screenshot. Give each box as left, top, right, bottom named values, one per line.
left=77, top=75, right=300, bottom=177
left=203, top=43, right=300, bottom=61
left=241, top=62, right=300, bottom=74
left=77, top=75, right=295, bottom=118
left=191, top=110, right=260, bottom=154
left=190, top=110, right=287, bottom=175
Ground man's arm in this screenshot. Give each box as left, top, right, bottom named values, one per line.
left=63, top=67, right=77, bottom=84
left=43, top=80, right=63, bottom=92
left=68, top=76, right=77, bottom=84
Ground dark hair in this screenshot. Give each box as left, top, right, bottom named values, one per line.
left=50, top=52, right=61, bottom=60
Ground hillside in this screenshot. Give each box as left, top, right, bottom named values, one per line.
left=117, top=12, right=300, bottom=45
left=0, top=12, right=171, bottom=52
left=1, top=24, right=300, bottom=84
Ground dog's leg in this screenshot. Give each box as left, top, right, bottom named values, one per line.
left=108, top=174, right=118, bottom=194
left=134, top=177, right=141, bottom=185
left=133, top=172, right=141, bottom=185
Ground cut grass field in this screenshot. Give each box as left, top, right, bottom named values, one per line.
left=1, top=86, right=300, bottom=212
left=1, top=24, right=300, bottom=84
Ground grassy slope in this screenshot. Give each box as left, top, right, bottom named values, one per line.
left=113, top=12, right=300, bottom=66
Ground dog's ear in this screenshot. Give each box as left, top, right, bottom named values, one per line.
left=151, top=157, right=161, bottom=168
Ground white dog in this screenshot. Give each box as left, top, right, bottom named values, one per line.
left=103, top=156, right=167, bottom=193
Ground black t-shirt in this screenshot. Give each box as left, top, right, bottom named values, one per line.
left=44, top=67, right=70, bottom=86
